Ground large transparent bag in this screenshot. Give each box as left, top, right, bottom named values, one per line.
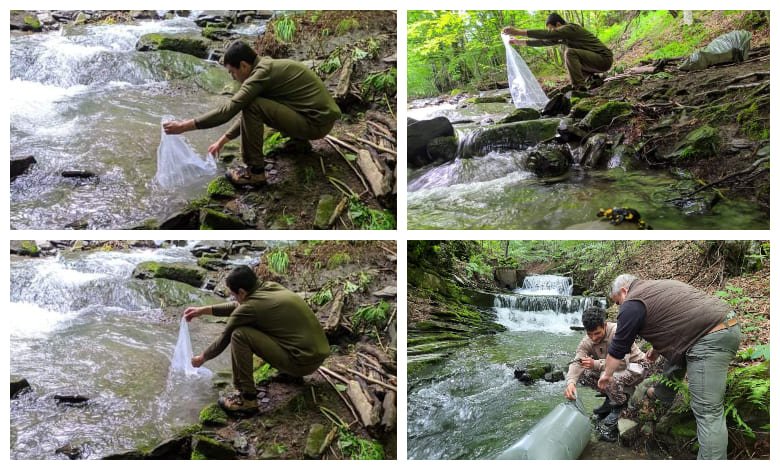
left=155, top=116, right=217, bottom=189
left=171, top=317, right=212, bottom=378
left=502, top=34, right=549, bottom=109
left=679, top=30, right=752, bottom=71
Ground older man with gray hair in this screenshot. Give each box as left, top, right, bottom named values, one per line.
left=599, top=274, right=740, bottom=459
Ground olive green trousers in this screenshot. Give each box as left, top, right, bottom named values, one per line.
left=563, top=48, right=613, bottom=87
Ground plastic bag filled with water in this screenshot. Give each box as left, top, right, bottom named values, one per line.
left=155, top=116, right=217, bottom=189
left=171, top=317, right=212, bottom=379
left=501, top=34, right=549, bottom=109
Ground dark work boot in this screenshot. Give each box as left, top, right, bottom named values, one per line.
left=592, top=397, right=611, bottom=420
left=597, top=404, right=624, bottom=442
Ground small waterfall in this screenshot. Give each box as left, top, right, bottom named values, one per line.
left=493, top=275, right=605, bottom=333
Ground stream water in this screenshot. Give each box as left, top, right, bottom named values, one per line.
left=408, top=275, right=607, bottom=460
left=407, top=99, right=768, bottom=230
left=9, top=243, right=261, bottom=459
left=9, top=14, right=263, bottom=229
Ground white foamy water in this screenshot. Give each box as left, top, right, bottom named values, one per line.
left=10, top=302, right=82, bottom=338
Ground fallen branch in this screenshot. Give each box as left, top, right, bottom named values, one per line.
left=345, top=367, right=397, bottom=392
left=328, top=196, right=349, bottom=228
left=325, top=135, right=361, bottom=154
left=381, top=391, right=397, bottom=431
left=324, top=136, right=370, bottom=194
left=324, top=289, right=345, bottom=333
left=357, top=343, right=396, bottom=373
left=357, top=149, right=392, bottom=198
left=346, top=380, right=381, bottom=427
left=679, top=155, right=768, bottom=199
left=726, top=71, right=770, bottom=86
left=318, top=368, right=360, bottom=424
left=348, top=133, right=397, bottom=156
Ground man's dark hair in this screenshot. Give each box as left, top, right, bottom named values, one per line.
left=226, top=265, right=258, bottom=293
left=223, top=41, right=258, bottom=68
left=546, top=13, right=567, bottom=27
left=581, top=306, right=606, bottom=332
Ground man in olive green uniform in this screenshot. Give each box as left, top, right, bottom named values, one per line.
left=164, top=40, right=341, bottom=185
left=503, top=13, right=613, bottom=89
left=601, top=274, right=740, bottom=459
left=185, top=265, right=330, bottom=413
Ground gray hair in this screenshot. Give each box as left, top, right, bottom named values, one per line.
left=611, top=274, right=638, bottom=297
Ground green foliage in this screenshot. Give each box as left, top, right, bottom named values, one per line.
left=353, top=300, right=390, bottom=330
left=263, top=131, right=290, bottom=155
left=714, top=284, right=752, bottom=308
left=338, top=429, right=385, bottom=459
left=327, top=252, right=352, bottom=269
left=348, top=199, right=396, bottom=230
left=724, top=361, right=770, bottom=438
left=737, top=344, right=769, bottom=361
left=465, top=254, right=494, bottom=278
left=253, top=363, right=277, bottom=384
left=312, top=287, right=334, bottom=306
left=318, top=53, right=342, bottom=75
left=206, top=176, right=236, bottom=199
left=267, top=250, right=289, bottom=274
left=274, top=16, right=296, bottom=43
left=343, top=280, right=360, bottom=295
left=336, top=18, right=360, bottom=36
left=199, top=404, right=228, bottom=426
left=362, top=67, right=397, bottom=101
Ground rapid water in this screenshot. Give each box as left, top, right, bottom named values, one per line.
left=9, top=16, right=261, bottom=229
left=9, top=243, right=260, bottom=459
left=408, top=275, right=606, bottom=459
left=407, top=100, right=769, bottom=230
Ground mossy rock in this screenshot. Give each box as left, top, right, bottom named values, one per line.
left=197, top=254, right=227, bottom=270
left=132, top=261, right=207, bottom=287
left=194, top=65, right=235, bottom=95
left=579, top=101, right=632, bottom=129
left=199, top=208, right=246, bottom=230
left=198, top=403, right=229, bottom=426
left=525, top=145, right=573, bottom=177
left=426, top=135, right=458, bottom=163
left=668, top=125, right=721, bottom=160
left=12, top=240, right=41, bottom=257
left=462, top=118, right=561, bottom=158
left=407, top=267, right=448, bottom=296
left=304, top=423, right=328, bottom=459
left=206, top=176, right=236, bottom=199
left=570, top=97, right=602, bottom=119
left=136, top=33, right=210, bottom=59
left=469, top=95, right=508, bottom=104
left=191, top=435, right=237, bottom=460
left=313, top=194, right=336, bottom=229
left=23, top=15, right=42, bottom=31
left=498, top=108, right=541, bottom=124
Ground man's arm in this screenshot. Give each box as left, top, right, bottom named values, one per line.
left=200, top=304, right=258, bottom=361
left=598, top=301, right=646, bottom=389
left=194, top=62, right=270, bottom=130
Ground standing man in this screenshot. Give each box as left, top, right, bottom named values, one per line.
left=600, top=274, right=741, bottom=459
left=564, top=306, right=651, bottom=441
left=164, top=40, right=342, bottom=185
left=503, top=13, right=613, bottom=90
left=184, top=265, right=330, bottom=413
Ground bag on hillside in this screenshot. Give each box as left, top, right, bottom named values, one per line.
left=502, top=34, right=549, bottom=109
left=679, top=30, right=752, bottom=71
left=155, top=116, right=217, bottom=189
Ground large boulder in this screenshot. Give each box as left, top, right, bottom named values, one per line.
left=498, top=108, right=541, bottom=124
left=667, top=125, right=721, bottom=160
left=136, top=33, right=210, bottom=59
left=460, top=118, right=561, bottom=158
left=132, top=261, right=207, bottom=287
left=408, top=117, right=455, bottom=169
left=199, top=208, right=246, bottom=230
left=579, top=133, right=610, bottom=168
left=11, top=377, right=31, bottom=398
left=579, top=101, right=632, bottom=129
left=191, top=435, right=237, bottom=460
left=11, top=156, right=36, bottom=179
left=525, top=144, right=573, bottom=177
left=607, top=144, right=640, bottom=170
left=425, top=136, right=458, bottom=163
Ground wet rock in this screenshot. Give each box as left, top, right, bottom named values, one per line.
left=198, top=255, right=229, bottom=271
left=544, top=370, right=565, bottom=382
left=148, top=435, right=192, bottom=459
left=580, top=133, right=610, bottom=168
left=470, top=95, right=507, bottom=104
left=136, top=33, right=210, bottom=59
left=372, top=286, right=397, bottom=298
left=102, top=450, right=147, bottom=459
left=408, top=117, right=455, bottom=169
left=132, top=261, right=207, bottom=287
left=618, top=418, right=640, bottom=445
left=10, top=240, right=40, bottom=257
left=56, top=443, right=83, bottom=460
left=525, top=362, right=553, bottom=380
left=304, top=423, right=328, bottom=459
left=541, top=93, right=571, bottom=117
left=199, top=403, right=229, bottom=426
left=608, top=144, right=639, bottom=170
left=259, top=443, right=286, bottom=459
left=199, top=208, right=246, bottom=230
left=426, top=135, right=458, bottom=164
left=10, top=13, right=43, bottom=32
left=74, top=12, right=89, bottom=25
left=159, top=209, right=200, bottom=230
left=11, top=377, right=31, bottom=398
left=513, top=369, right=534, bottom=385
left=11, top=156, right=36, bottom=179
left=667, top=125, right=721, bottom=160
left=53, top=394, right=90, bottom=406
left=61, top=170, right=96, bottom=178
left=498, top=108, right=541, bottom=124
left=569, top=97, right=600, bottom=119
left=555, top=118, right=588, bottom=143
left=525, top=144, right=573, bottom=177
left=579, top=101, right=632, bottom=130
left=192, top=435, right=237, bottom=460
left=201, top=27, right=235, bottom=41
left=190, top=242, right=221, bottom=257
left=206, top=176, right=237, bottom=199
left=314, top=194, right=337, bottom=229
left=461, top=118, right=561, bottom=158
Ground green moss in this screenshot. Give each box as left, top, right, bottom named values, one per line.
left=338, top=430, right=385, bottom=459
left=468, top=95, right=507, bottom=104
left=736, top=100, right=769, bottom=141
left=20, top=240, right=40, bottom=256
left=24, top=15, right=41, bottom=30
left=672, top=125, right=721, bottom=160
left=191, top=449, right=207, bottom=460
left=327, top=252, right=352, bottom=269
left=253, top=363, right=278, bottom=384
left=206, top=176, right=236, bottom=199
left=580, top=101, right=632, bottom=129
left=199, top=208, right=246, bottom=230
left=199, top=403, right=228, bottom=426
left=197, top=255, right=222, bottom=269
left=670, top=420, right=698, bottom=439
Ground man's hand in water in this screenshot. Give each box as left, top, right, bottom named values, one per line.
left=183, top=305, right=209, bottom=322
left=163, top=119, right=196, bottom=135
left=564, top=382, right=577, bottom=400
left=191, top=355, right=205, bottom=368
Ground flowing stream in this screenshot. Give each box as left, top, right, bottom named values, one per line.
left=408, top=275, right=607, bottom=460
left=9, top=243, right=262, bottom=459
left=407, top=100, right=768, bottom=230
left=9, top=14, right=264, bottom=229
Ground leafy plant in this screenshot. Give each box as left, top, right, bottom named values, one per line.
left=343, top=280, right=359, bottom=295
left=714, top=285, right=752, bottom=309
left=348, top=198, right=396, bottom=230
left=274, top=16, right=296, bottom=43
left=335, top=18, right=360, bottom=36
left=268, top=250, right=289, bottom=274
left=353, top=300, right=390, bottom=330
left=338, top=429, right=384, bottom=459
left=263, top=131, right=290, bottom=154
left=724, top=362, right=770, bottom=438
left=737, top=344, right=770, bottom=361
left=362, top=67, right=397, bottom=100
left=327, top=252, right=352, bottom=269
left=318, top=53, right=342, bottom=75
left=253, top=363, right=277, bottom=384
left=312, top=287, right=334, bottom=306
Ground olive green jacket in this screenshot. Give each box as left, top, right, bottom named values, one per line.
left=201, top=281, right=330, bottom=364
left=194, top=56, right=341, bottom=139
left=526, top=24, right=612, bottom=59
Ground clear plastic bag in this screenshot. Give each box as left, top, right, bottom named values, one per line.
left=502, top=34, right=549, bottom=109
left=679, top=30, right=752, bottom=71
left=155, top=115, right=217, bottom=189
left=171, top=317, right=212, bottom=379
